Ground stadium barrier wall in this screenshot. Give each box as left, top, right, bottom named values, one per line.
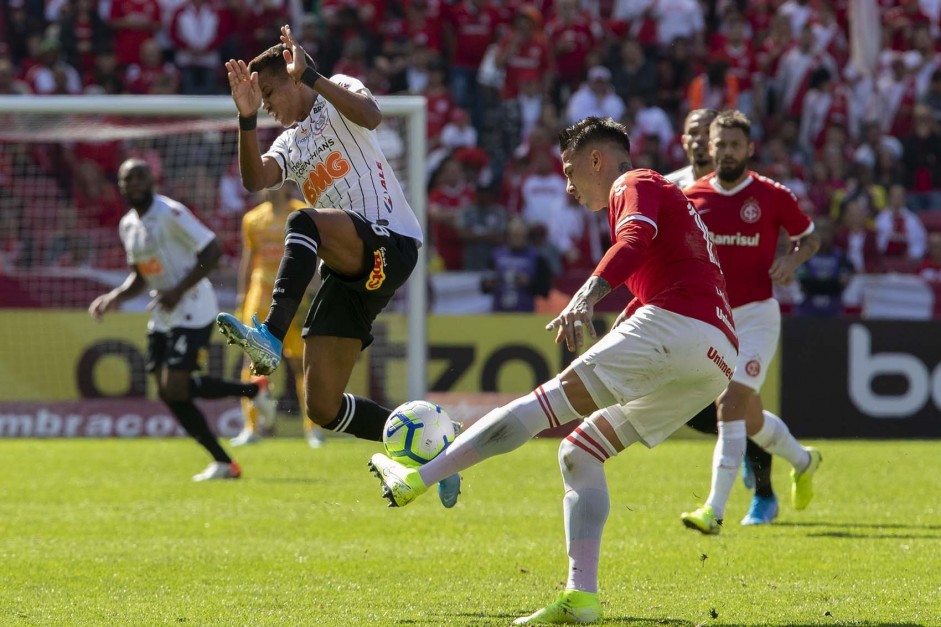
left=0, top=311, right=780, bottom=438
left=782, top=318, right=941, bottom=438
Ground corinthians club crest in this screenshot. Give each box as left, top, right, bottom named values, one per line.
left=740, top=198, right=761, bottom=224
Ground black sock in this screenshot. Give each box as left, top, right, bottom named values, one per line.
left=322, top=393, right=389, bottom=442
left=166, top=400, right=232, bottom=463
left=190, top=375, right=258, bottom=399
left=685, top=404, right=718, bottom=435
left=265, top=211, right=321, bottom=341
left=746, top=439, right=774, bottom=497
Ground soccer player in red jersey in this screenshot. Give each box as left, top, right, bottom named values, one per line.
left=369, top=117, right=738, bottom=624
left=680, top=110, right=823, bottom=535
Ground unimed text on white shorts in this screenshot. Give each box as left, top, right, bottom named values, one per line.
left=729, top=298, right=780, bottom=392
left=571, top=305, right=737, bottom=448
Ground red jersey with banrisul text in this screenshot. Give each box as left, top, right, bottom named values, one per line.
left=683, top=172, right=814, bottom=308
left=593, top=168, right=737, bottom=348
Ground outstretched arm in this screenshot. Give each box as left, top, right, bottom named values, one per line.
left=280, top=24, right=382, bottom=130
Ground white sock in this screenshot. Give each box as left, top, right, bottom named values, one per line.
left=418, top=377, right=581, bottom=486
left=560, top=423, right=615, bottom=593
left=705, top=420, right=747, bottom=520
left=751, top=410, right=811, bottom=472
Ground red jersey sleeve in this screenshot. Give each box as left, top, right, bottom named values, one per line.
left=591, top=172, right=661, bottom=286
left=763, top=175, right=814, bottom=240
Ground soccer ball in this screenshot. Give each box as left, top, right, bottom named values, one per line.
left=383, top=400, right=455, bottom=467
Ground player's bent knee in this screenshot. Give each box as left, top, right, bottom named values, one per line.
left=286, top=209, right=322, bottom=243
left=304, top=396, right=340, bottom=426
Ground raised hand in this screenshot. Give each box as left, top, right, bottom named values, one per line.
left=225, top=59, right=261, bottom=117
left=279, top=24, right=309, bottom=81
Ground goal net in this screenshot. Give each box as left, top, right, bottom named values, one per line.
left=0, top=95, right=427, bottom=434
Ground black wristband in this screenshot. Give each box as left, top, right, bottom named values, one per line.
left=301, top=66, right=319, bottom=88
left=238, top=113, right=257, bottom=131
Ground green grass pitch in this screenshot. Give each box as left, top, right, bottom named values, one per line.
left=1, top=436, right=939, bottom=626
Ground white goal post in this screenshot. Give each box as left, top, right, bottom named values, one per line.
left=0, top=94, right=429, bottom=400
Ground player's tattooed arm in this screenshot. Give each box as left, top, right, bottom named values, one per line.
left=546, top=276, right=611, bottom=352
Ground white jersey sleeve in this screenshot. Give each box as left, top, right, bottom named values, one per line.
left=664, top=165, right=696, bottom=190
left=261, top=74, right=423, bottom=244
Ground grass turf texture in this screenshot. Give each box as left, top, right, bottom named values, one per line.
left=1, top=437, right=939, bottom=626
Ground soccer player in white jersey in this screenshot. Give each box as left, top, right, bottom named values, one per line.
left=88, top=159, right=275, bottom=482
left=668, top=108, right=781, bottom=526
left=368, top=117, right=739, bottom=624
left=214, top=25, right=460, bottom=506
left=680, top=110, right=823, bottom=535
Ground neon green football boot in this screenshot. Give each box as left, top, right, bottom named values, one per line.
left=791, top=446, right=822, bottom=511
left=368, top=453, right=427, bottom=507
left=512, top=590, right=602, bottom=625
left=681, top=505, right=722, bottom=535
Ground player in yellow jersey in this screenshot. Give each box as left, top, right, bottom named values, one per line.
left=231, top=185, right=326, bottom=448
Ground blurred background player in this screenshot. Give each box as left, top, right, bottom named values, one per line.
left=668, top=108, right=779, bottom=525
left=214, top=26, right=459, bottom=505
left=681, top=110, right=822, bottom=533
left=88, top=159, right=275, bottom=481
left=231, top=186, right=326, bottom=448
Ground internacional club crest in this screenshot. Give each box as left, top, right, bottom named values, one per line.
left=740, top=198, right=761, bottom=224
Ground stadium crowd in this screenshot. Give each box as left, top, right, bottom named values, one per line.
left=2, top=0, right=941, bottom=316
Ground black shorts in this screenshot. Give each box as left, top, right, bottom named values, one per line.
left=302, top=211, right=418, bottom=349
left=146, top=323, right=212, bottom=373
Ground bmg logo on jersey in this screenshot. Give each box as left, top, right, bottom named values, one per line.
left=366, top=247, right=387, bottom=291
left=302, top=151, right=351, bottom=205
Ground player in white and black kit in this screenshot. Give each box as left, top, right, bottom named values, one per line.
left=89, top=159, right=275, bottom=482
left=215, top=25, right=460, bottom=506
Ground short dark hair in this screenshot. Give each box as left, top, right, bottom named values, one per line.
left=683, top=108, right=719, bottom=133
left=710, top=109, right=752, bottom=139
left=248, top=44, right=316, bottom=81
left=559, top=116, right=631, bottom=156
left=248, top=44, right=289, bottom=79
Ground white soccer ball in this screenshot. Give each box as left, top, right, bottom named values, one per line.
left=383, top=400, right=455, bottom=467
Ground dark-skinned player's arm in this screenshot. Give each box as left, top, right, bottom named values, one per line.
left=88, top=267, right=148, bottom=322
left=280, top=24, right=381, bottom=129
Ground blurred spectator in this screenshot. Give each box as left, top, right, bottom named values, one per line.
left=57, top=0, right=114, bottom=76
left=24, top=38, right=83, bottom=95
left=654, top=36, right=694, bottom=112
left=108, top=0, right=161, bottom=68
left=494, top=6, right=553, bottom=100
left=809, top=1, right=848, bottom=66
left=777, top=0, right=813, bottom=36
left=875, top=184, right=928, bottom=262
left=519, top=150, right=567, bottom=232
left=481, top=217, right=552, bottom=312
left=835, top=197, right=883, bottom=274
left=917, top=232, right=941, bottom=282
left=548, top=195, right=604, bottom=274
left=900, top=104, right=941, bottom=211
left=3, top=2, right=45, bottom=67
left=878, top=52, right=920, bottom=138
left=831, top=163, right=887, bottom=219
left=775, top=24, right=838, bottom=118
left=712, top=13, right=757, bottom=114
left=795, top=215, right=853, bottom=316
left=609, top=39, right=657, bottom=106
left=883, top=0, right=931, bottom=51
left=687, top=60, right=739, bottom=111
left=462, top=185, right=509, bottom=271
left=334, top=36, right=370, bottom=84
left=798, top=68, right=855, bottom=152
left=125, top=38, right=180, bottom=94
left=627, top=95, right=674, bottom=152
left=170, top=0, right=224, bottom=95
left=852, top=120, right=904, bottom=171
left=566, top=65, right=626, bottom=124
left=440, top=108, right=477, bottom=151
left=922, top=69, right=941, bottom=120
left=545, top=0, right=602, bottom=100
left=0, top=57, right=30, bottom=95
left=84, top=49, right=123, bottom=94
left=428, top=156, right=474, bottom=271
left=653, top=0, right=705, bottom=51
left=71, top=159, right=125, bottom=231
left=805, top=161, right=844, bottom=217
left=443, top=0, right=500, bottom=129
left=423, top=60, right=454, bottom=149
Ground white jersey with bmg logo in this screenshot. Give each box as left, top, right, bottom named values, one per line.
left=118, top=194, right=218, bottom=331
left=264, top=74, right=423, bottom=244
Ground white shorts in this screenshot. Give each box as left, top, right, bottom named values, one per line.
left=729, top=298, right=780, bottom=392
left=571, top=305, right=737, bottom=448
